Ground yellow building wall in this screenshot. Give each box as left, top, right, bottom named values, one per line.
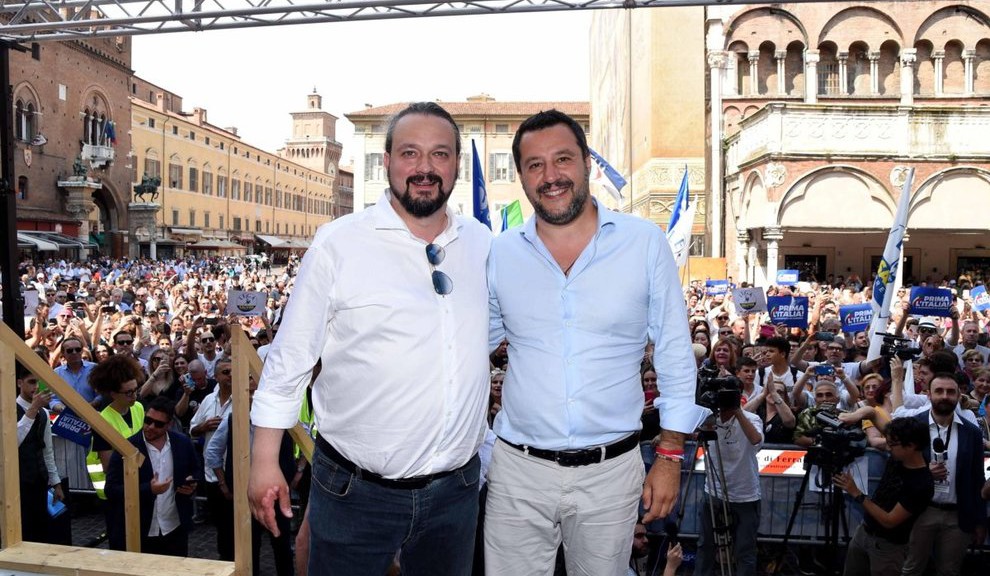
left=131, top=99, right=334, bottom=241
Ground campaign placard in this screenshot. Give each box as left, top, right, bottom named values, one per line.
left=776, top=269, right=800, bottom=285
left=839, top=304, right=873, bottom=333
left=767, top=296, right=809, bottom=328
left=705, top=280, right=729, bottom=296
left=225, top=290, right=267, bottom=316
left=972, top=285, right=990, bottom=312
left=51, top=408, right=92, bottom=448
left=732, top=287, right=768, bottom=314
left=909, top=287, right=953, bottom=317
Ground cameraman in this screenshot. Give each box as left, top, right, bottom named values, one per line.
left=695, top=394, right=763, bottom=576
left=833, top=417, right=934, bottom=576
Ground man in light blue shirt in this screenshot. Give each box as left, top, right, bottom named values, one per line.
left=51, top=337, right=99, bottom=412
left=485, top=110, right=708, bottom=576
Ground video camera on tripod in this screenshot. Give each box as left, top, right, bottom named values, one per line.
left=877, top=332, right=922, bottom=360
left=804, top=410, right=868, bottom=477
left=697, top=363, right=742, bottom=412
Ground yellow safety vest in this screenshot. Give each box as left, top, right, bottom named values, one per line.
left=294, top=393, right=317, bottom=460
left=86, top=403, right=145, bottom=499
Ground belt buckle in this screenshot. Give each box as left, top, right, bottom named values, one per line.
left=556, top=447, right=600, bottom=467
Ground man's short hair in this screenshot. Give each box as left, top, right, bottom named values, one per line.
left=384, top=102, right=461, bottom=157
left=735, top=356, right=758, bottom=373
left=763, top=336, right=790, bottom=355
left=931, top=372, right=960, bottom=388
left=884, top=417, right=929, bottom=451
left=147, top=397, right=175, bottom=421
left=929, top=350, right=958, bottom=374
left=511, top=109, right=589, bottom=172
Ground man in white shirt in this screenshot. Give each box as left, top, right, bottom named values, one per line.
left=248, top=102, right=492, bottom=576
left=15, top=367, right=63, bottom=543
left=694, top=400, right=763, bottom=576
left=190, top=357, right=234, bottom=560
left=951, top=320, right=990, bottom=368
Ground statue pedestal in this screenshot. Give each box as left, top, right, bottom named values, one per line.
left=127, top=202, right=161, bottom=260
left=57, top=177, right=102, bottom=247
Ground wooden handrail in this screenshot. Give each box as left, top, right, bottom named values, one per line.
left=0, top=322, right=145, bottom=552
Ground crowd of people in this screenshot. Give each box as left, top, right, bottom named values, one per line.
left=7, top=102, right=990, bottom=576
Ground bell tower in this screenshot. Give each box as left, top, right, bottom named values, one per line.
left=282, top=88, right=342, bottom=180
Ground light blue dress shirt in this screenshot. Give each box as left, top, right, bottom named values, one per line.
left=52, top=360, right=99, bottom=410
left=488, top=200, right=708, bottom=450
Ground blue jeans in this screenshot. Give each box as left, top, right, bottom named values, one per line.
left=695, top=496, right=760, bottom=576
left=308, top=446, right=480, bottom=576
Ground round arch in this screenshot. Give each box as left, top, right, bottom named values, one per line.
left=775, top=166, right=895, bottom=229
left=909, top=166, right=990, bottom=230
left=737, top=169, right=770, bottom=230
left=818, top=6, right=904, bottom=51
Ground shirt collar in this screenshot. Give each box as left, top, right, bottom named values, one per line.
left=518, top=197, right=617, bottom=242
left=372, top=189, right=461, bottom=243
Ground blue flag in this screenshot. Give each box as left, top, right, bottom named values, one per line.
left=668, top=166, right=689, bottom=232
left=588, top=148, right=626, bottom=201
left=471, top=140, right=491, bottom=229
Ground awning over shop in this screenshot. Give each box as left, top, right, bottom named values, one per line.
left=17, top=232, right=59, bottom=251
left=255, top=234, right=288, bottom=248
left=169, top=227, right=204, bottom=236
left=19, top=231, right=94, bottom=250
left=187, top=239, right=247, bottom=250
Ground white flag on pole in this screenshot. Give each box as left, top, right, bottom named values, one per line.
left=866, top=168, right=914, bottom=362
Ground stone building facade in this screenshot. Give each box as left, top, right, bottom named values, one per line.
left=345, top=95, right=589, bottom=230
left=593, top=1, right=990, bottom=284
left=12, top=36, right=134, bottom=258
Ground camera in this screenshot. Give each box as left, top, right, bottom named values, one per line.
left=804, top=410, right=867, bottom=476
left=697, top=363, right=742, bottom=412
left=814, top=332, right=836, bottom=342
left=877, top=333, right=921, bottom=360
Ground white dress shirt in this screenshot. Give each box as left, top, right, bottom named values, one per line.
left=189, top=389, right=232, bottom=483
left=252, top=191, right=493, bottom=479
left=145, top=434, right=180, bottom=537
left=16, top=396, right=60, bottom=486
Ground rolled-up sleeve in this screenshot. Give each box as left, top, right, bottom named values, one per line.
left=648, top=233, right=709, bottom=433
left=251, top=241, right=336, bottom=429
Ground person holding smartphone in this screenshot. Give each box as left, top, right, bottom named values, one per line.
left=833, top=417, right=934, bottom=576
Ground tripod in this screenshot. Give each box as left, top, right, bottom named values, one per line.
left=656, top=416, right=735, bottom=576
left=770, top=462, right=850, bottom=576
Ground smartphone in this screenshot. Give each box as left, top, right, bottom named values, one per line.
left=759, top=325, right=776, bottom=339
left=101, top=305, right=115, bottom=314
left=204, top=317, right=218, bottom=326
left=644, top=389, right=658, bottom=403
left=37, top=380, right=50, bottom=394
left=813, top=364, right=835, bottom=376
left=814, top=332, right=835, bottom=342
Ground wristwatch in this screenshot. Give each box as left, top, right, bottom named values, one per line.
left=854, top=493, right=866, bottom=504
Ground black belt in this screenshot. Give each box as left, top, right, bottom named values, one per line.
left=929, top=502, right=957, bottom=511
left=315, top=434, right=467, bottom=490
left=500, top=433, right=639, bottom=467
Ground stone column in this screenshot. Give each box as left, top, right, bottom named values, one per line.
left=869, top=51, right=881, bottom=95
left=748, top=50, right=761, bottom=96
left=764, top=226, right=784, bottom=284
left=964, top=49, right=975, bottom=95
left=775, top=50, right=787, bottom=95
left=736, top=229, right=750, bottom=283
left=128, top=202, right=161, bottom=260
left=933, top=50, right=945, bottom=96
left=709, top=50, right=728, bottom=258
left=747, top=239, right=758, bottom=286
left=57, top=177, right=102, bottom=253
left=838, top=52, right=850, bottom=95
left=899, top=49, right=917, bottom=105
left=804, top=50, right=820, bottom=104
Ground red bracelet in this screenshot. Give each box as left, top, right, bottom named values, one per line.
left=655, top=447, right=685, bottom=460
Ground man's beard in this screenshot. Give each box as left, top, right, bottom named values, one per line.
left=389, top=169, right=453, bottom=218
left=529, top=173, right=590, bottom=226
left=932, top=398, right=956, bottom=416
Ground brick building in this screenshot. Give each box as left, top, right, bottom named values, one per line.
left=12, top=36, right=134, bottom=258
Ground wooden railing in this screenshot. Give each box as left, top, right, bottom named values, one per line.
left=0, top=323, right=313, bottom=575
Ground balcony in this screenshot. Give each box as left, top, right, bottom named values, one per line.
left=81, top=143, right=115, bottom=168
left=725, top=103, right=990, bottom=175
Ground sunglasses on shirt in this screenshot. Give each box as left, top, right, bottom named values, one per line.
left=426, top=243, right=453, bottom=296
